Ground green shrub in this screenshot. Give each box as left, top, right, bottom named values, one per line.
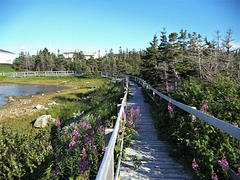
left=151, top=75, right=240, bottom=179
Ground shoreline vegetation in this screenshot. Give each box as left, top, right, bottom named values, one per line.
left=0, top=75, right=110, bottom=132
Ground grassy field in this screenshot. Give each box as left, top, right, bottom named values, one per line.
left=0, top=75, right=111, bottom=133
left=0, top=64, right=17, bottom=72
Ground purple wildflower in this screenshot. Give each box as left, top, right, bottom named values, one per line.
left=47, top=145, right=53, bottom=150
left=128, top=118, right=133, bottom=126
left=168, top=101, right=173, bottom=117
left=52, top=168, right=60, bottom=175
left=84, top=136, right=94, bottom=147
left=203, top=103, right=208, bottom=110
left=232, top=122, right=238, bottom=127
left=98, top=115, right=102, bottom=125
left=211, top=169, right=218, bottom=180
left=56, top=116, right=61, bottom=127
left=192, top=158, right=199, bottom=171
left=102, top=146, right=105, bottom=155
left=218, top=155, right=229, bottom=172
left=72, top=129, right=80, bottom=139
left=69, top=140, right=76, bottom=147
left=81, top=147, right=87, bottom=158
left=78, top=157, right=88, bottom=171
left=237, top=167, right=240, bottom=176
left=79, top=120, right=92, bottom=130
left=228, top=112, right=232, bottom=116
left=194, top=128, right=198, bottom=131
left=135, top=106, right=140, bottom=115
left=99, top=125, right=105, bottom=132
left=86, top=124, right=92, bottom=130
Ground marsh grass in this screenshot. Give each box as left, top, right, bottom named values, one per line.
left=0, top=75, right=110, bottom=133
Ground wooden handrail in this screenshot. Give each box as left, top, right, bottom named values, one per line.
left=96, top=76, right=128, bottom=180
left=129, top=75, right=240, bottom=140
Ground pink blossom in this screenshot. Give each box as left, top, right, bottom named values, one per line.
left=72, top=129, right=80, bottom=139
left=81, top=147, right=87, bottom=158
left=47, top=145, right=53, bottom=150
left=194, top=128, right=197, bottom=131
left=56, top=116, right=61, bottom=127
left=228, top=112, right=232, bottom=116
left=237, top=167, right=240, bottom=176
left=218, top=155, right=229, bottom=172
left=69, top=140, right=76, bottom=147
left=102, top=147, right=105, bottom=155
left=128, top=118, right=133, bottom=126
left=202, top=103, right=208, bottom=110
left=192, top=158, right=199, bottom=171
left=86, top=124, right=92, bottom=130
left=211, top=169, right=218, bottom=180
left=232, top=122, right=238, bottom=127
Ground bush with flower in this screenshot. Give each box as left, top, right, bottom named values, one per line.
left=149, top=75, right=240, bottom=179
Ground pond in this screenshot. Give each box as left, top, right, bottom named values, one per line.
left=0, top=83, right=67, bottom=106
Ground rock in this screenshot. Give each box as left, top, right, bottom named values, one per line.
left=48, top=101, right=58, bottom=106
left=35, top=104, right=44, bottom=109
left=8, top=96, right=15, bottom=102
left=34, top=115, right=54, bottom=128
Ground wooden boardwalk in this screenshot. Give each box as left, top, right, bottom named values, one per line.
left=120, top=81, right=192, bottom=180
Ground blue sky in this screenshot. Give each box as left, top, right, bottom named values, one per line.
left=0, top=0, right=239, bottom=56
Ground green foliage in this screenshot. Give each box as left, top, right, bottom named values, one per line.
left=0, top=64, right=17, bottom=72
left=0, top=79, right=125, bottom=179
left=150, top=76, right=240, bottom=179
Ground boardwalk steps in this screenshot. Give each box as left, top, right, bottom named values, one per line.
left=119, top=81, right=192, bottom=180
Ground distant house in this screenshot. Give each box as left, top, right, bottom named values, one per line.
left=63, top=50, right=100, bottom=60
left=0, top=49, right=16, bottom=64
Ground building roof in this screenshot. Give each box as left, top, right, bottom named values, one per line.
left=0, top=49, right=15, bottom=55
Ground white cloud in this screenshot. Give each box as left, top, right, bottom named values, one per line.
left=231, top=41, right=240, bottom=50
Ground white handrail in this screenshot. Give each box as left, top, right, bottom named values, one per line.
left=96, top=77, right=128, bottom=180
left=129, top=75, right=240, bottom=140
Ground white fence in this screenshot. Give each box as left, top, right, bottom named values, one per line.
left=0, top=71, right=85, bottom=77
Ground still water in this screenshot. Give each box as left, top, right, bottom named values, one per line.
left=0, top=83, right=67, bottom=106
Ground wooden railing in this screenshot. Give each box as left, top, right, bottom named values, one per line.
left=129, top=75, right=240, bottom=179
left=96, top=75, right=128, bottom=180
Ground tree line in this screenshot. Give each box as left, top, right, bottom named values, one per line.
left=141, top=28, right=240, bottom=93
left=15, top=47, right=143, bottom=76
left=15, top=27, right=240, bottom=93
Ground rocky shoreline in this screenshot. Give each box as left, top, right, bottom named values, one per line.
left=0, top=87, right=69, bottom=120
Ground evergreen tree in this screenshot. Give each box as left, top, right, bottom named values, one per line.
left=141, top=34, right=159, bottom=84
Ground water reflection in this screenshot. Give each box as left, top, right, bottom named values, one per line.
left=0, top=83, right=66, bottom=106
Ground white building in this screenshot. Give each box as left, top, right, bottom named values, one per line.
left=0, top=49, right=16, bottom=64
left=63, top=50, right=100, bottom=60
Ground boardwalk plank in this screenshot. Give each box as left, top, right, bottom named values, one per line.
left=119, top=81, right=192, bottom=180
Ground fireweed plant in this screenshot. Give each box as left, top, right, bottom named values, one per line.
left=147, top=75, right=240, bottom=179
left=0, top=79, right=125, bottom=179
left=115, top=107, right=141, bottom=166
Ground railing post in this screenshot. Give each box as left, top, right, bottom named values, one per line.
left=191, top=107, right=197, bottom=122
left=104, top=128, right=114, bottom=179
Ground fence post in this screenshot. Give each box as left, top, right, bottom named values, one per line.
left=191, top=107, right=197, bottom=122
left=104, top=129, right=114, bottom=179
